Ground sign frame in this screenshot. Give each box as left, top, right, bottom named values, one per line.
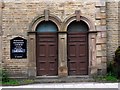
left=10, top=37, right=27, bottom=59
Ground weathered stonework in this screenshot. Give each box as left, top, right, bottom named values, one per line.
left=95, top=2, right=107, bottom=75
left=1, top=0, right=119, bottom=78
left=106, top=2, right=119, bottom=61
left=118, top=1, right=120, bottom=45
left=0, top=0, right=4, bottom=69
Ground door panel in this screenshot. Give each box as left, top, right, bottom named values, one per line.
left=36, top=33, right=58, bottom=76
left=68, top=33, right=88, bottom=75
left=79, top=44, right=86, bottom=56
left=39, top=44, right=46, bottom=56
left=69, top=44, right=76, bottom=56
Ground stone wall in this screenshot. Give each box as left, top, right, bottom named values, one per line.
left=2, top=0, right=119, bottom=77
left=118, top=1, right=120, bottom=46
left=95, top=2, right=107, bottom=74
left=0, top=0, right=3, bottom=69
left=106, top=2, right=119, bottom=61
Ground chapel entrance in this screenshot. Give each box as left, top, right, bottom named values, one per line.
left=67, top=20, right=89, bottom=75
left=36, top=21, right=58, bottom=76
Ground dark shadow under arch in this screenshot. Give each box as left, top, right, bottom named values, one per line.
left=67, top=20, right=89, bottom=32
left=36, top=21, right=58, bottom=32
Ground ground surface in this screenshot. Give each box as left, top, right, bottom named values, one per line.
left=1, top=82, right=119, bottom=89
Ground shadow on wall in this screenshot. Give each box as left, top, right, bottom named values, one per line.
left=114, top=46, right=120, bottom=79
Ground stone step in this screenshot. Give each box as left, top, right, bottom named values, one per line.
left=34, top=76, right=94, bottom=83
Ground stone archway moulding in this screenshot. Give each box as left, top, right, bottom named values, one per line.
left=28, top=14, right=62, bottom=77
left=63, top=15, right=95, bottom=31
left=63, top=15, right=97, bottom=75
left=28, top=14, right=97, bottom=77
left=29, top=14, right=62, bottom=32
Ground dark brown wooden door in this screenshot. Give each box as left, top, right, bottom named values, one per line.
left=68, top=33, right=88, bottom=75
left=36, top=33, right=58, bottom=76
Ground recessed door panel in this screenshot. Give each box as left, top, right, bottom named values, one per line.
left=79, top=44, right=86, bottom=57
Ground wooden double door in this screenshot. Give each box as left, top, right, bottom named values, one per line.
left=36, top=21, right=88, bottom=76
left=36, top=32, right=88, bottom=76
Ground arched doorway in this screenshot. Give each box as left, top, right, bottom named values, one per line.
left=67, top=20, right=89, bottom=75
left=36, top=21, right=58, bottom=76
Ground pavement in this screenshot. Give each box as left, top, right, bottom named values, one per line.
left=1, top=82, right=119, bottom=89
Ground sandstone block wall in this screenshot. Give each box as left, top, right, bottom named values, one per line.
left=1, top=0, right=119, bottom=77
left=118, top=1, right=120, bottom=46
left=95, top=2, right=107, bottom=74
left=0, top=0, right=4, bottom=69
left=106, top=2, right=119, bottom=61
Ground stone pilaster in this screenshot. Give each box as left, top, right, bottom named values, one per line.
left=89, top=33, right=97, bottom=75
left=28, top=33, right=36, bottom=78
left=58, top=33, right=68, bottom=77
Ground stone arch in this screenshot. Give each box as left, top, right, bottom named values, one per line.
left=63, top=15, right=95, bottom=31
left=63, top=15, right=97, bottom=75
left=29, top=14, right=62, bottom=32
left=28, top=14, right=62, bottom=77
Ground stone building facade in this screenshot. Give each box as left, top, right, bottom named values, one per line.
left=0, top=0, right=120, bottom=78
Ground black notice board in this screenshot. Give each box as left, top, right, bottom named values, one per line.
left=10, top=37, right=27, bottom=59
